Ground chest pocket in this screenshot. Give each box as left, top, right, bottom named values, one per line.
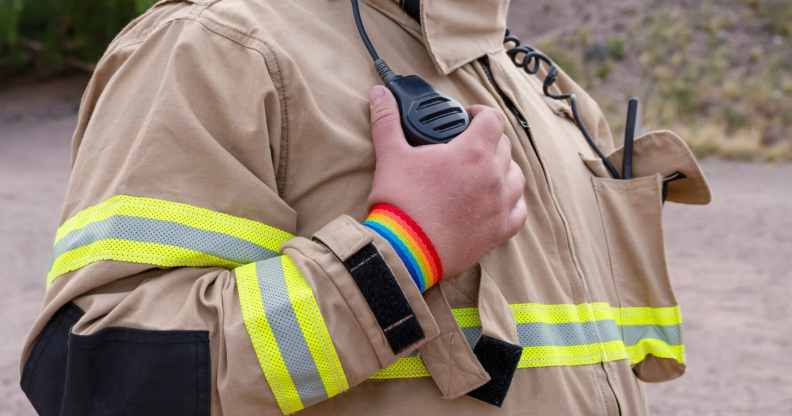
left=582, top=130, right=710, bottom=382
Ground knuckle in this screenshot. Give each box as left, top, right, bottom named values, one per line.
left=463, top=145, right=487, bottom=165
left=514, top=164, right=526, bottom=187
left=509, top=218, right=524, bottom=237
left=486, top=173, right=503, bottom=193
left=480, top=109, right=505, bottom=134
left=504, top=217, right=521, bottom=238
left=504, top=138, right=514, bottom=153
left=372, top=107, right=398, bottom=127
left=501, top=135, right=512, bottom=154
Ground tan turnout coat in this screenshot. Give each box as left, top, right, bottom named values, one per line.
left=20, top=1, right=711, bottom=415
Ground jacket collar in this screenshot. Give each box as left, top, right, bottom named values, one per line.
left=366, top=0, right=509, bottom=75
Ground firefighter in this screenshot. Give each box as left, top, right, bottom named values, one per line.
left=20, top=0, right=711, bottom=415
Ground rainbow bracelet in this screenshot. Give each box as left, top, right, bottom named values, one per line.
left=363, top=203, right=443, bottom=293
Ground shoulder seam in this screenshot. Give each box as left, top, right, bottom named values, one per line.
left=106, top=7, right=292, bottom=199
left=193, top=13, right=291, bottom=198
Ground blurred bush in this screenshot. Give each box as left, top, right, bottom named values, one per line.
left=534, top=0, right=792, bottom=161
left=0, top=0, right=155, bottom=78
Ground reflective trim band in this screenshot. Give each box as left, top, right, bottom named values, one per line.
left=48, top=195, right=293, bottom=282
left=369, top=356, right=429, bottom=379
left=280, top=256, right=349, bottom=399
left=621, top=324, right=682, bottom=346
left=625, top=339, right=685, bottom=364
left=517, top=320, right=620, bottom=346
left=236, top=261, right=301, bottom=413
left=370, top=303, right=684, bottom=379
left=518, top=340, right=629, bottom=368
left=236, top=257, right=348, bottom=415
left=50, top=240, right=240, bottom=282
left=614, top=305, right=683, bottom=326
left=510, top=302, right=616, bottom=324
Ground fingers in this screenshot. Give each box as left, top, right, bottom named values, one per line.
left=506, top=195, right=528, bottom=237
left=455, top=106, right=505, bottom=152
left=466, top=105, right=490, bottom=118
left=504, top=161, right=525, bottom=207
left=494, top=135, right=512, bottom=174
left=466, top=105, right=507, bottom=126
left=369, top=85, right=408, bottom=157
left=503, top=161, right=526, bottom=237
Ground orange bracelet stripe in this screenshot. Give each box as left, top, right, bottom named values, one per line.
left=364, top=204, right=443, bottom=291
left=367, top=212, right=436, bottom=282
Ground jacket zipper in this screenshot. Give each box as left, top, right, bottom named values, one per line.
left=478, top=58, right=544, bottom=171
left=478, top=56, right=623, bottom=416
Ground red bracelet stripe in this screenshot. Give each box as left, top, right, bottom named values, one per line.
left=365, top=203, right=443, bottom=291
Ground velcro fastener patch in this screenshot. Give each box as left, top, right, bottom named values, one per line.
left=467, top=335, right=522, bottom=407
left=343, top=243, right=424, bottom=354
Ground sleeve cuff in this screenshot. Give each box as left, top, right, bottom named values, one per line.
left=311, top=215, right=440, bottom=366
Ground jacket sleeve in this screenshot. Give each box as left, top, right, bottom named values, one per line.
left=28, top=16, right=438, bottom=416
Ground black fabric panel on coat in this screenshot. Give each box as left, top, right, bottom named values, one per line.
left=401, top=0, right=421, bottom=22
left=467, top=335, right=522, bottom=407
left=61, top=327, right=210, bottom=416
left=21, top=303, right=210, bottom=416
left=21, top=303, right=83, bottom=416
left=343, top=243, right=424, bottom=354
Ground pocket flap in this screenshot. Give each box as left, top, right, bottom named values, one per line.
left=583, top=130, right=711, bottom=205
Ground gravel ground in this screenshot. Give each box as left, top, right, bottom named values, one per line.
left=1, top=73, right=790, bottom=415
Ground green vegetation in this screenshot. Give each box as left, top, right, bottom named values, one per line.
left=539, top=0, right=792, bottom=161
left=0, top=0, right=155, bottom=78
left=1, top=0, right=790, bottom=161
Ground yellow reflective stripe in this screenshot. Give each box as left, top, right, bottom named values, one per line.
left=236, top=263, right=304, bottom=415
left=626, top=339, right=686, bottom=365
left=281, top=256, right=349, bottom=397
left=614, top=306, right=683, bottom=326
left=370, top=304, right=684, bottom=380
left=508, top=302, right=614, bottom=324
left=54, top=195, right=293, bottom=251
left=518, top=340, right=629, bottom=367
left=370, top=340, right=633, bottom=380
left=452, top=307, right=481, bottom=328
left=48, top=194, right=295, bottom=283
left=370, top=356, right=430, bottom=379
left=47, top=240, right=238, bottom=283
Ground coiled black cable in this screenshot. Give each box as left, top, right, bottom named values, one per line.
left=504, top=30, right=621, bottom=179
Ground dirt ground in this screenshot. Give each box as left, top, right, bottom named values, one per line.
left=1, top=72, right=791, bottom=415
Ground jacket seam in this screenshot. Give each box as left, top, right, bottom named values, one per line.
left=107, top=9, right=292, bottom=200
left=193, top=11, right=291, bottom=199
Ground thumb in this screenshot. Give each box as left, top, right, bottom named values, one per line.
left=369, top=85, right=408, bottom=157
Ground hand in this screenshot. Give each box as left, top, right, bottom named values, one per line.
left=367, top=85, right=527, bottom=278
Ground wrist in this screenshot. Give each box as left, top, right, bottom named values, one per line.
left=363, top=203, right=443, bottom=292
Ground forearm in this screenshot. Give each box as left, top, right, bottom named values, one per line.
left=33, top=193, right=439, bottom=415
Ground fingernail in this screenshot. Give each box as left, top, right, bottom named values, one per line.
left=369, top=85, right=386, bottom=105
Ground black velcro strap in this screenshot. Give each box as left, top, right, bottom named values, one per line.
left=400, top=0, right=420, bottom=22
left=467, top=335, right=522, bottom=407
left=343, top=243, right=424, bottom=354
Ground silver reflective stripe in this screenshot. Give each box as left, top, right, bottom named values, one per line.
left=517, top=320, right=621, bottom=346
left=462, top=327, right=481, bottom=348
left=257, top=257, right=328, bottom=406
left=53, top=215, right=278, bottom=263
left=621, top=324, right=681, bottom=346
left=459, top=321, right=680, bottom=348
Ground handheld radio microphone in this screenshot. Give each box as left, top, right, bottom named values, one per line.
left=351, top=0, right=469, bottom=146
